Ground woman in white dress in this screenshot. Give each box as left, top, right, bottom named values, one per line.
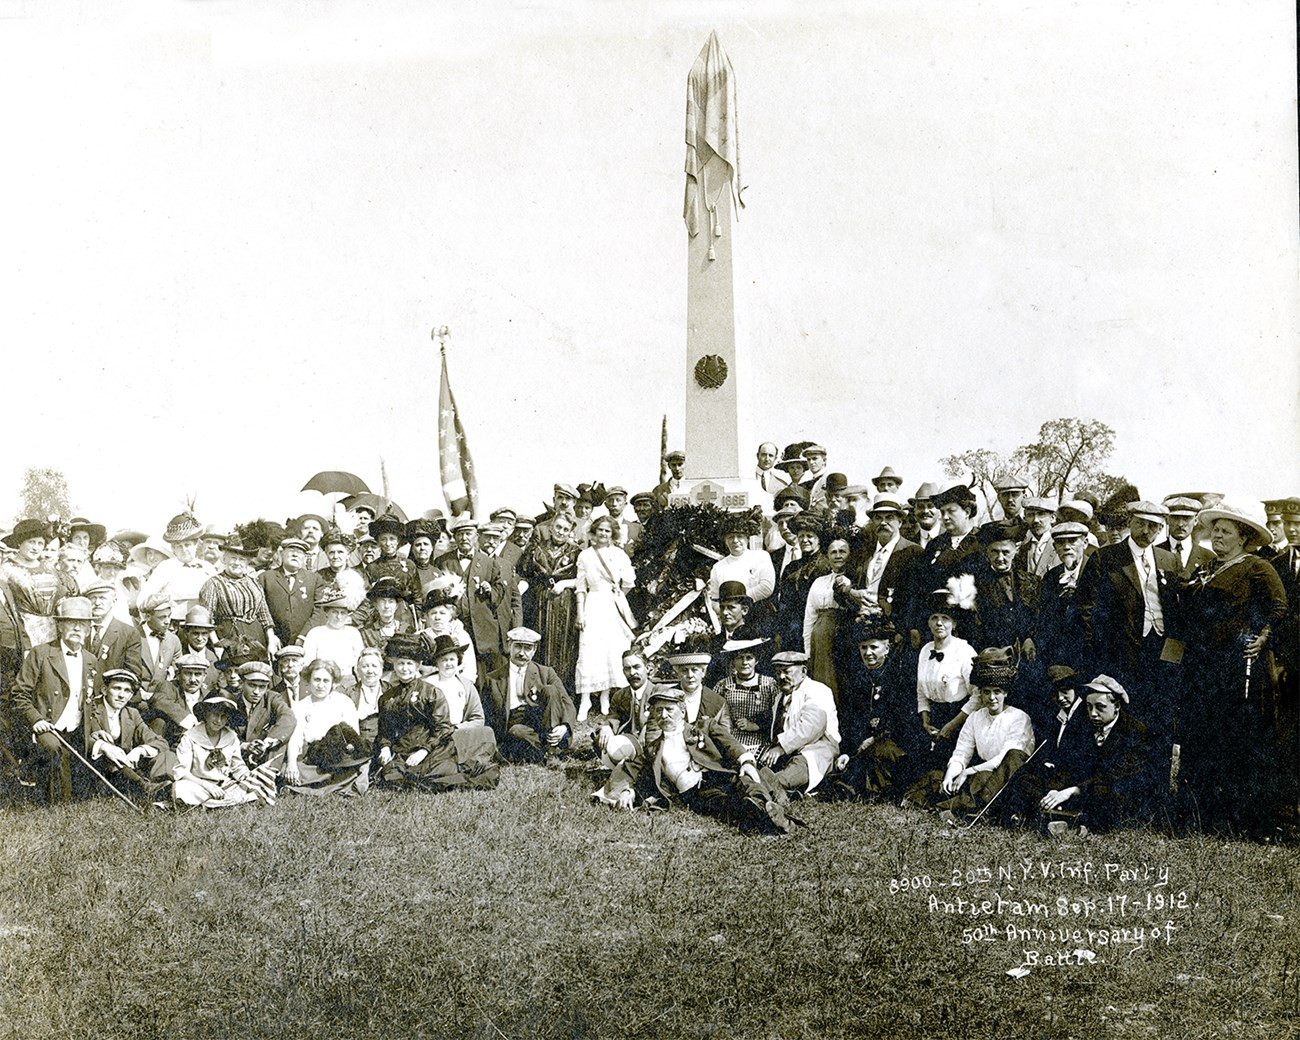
left=574, top=516, right=637, bottom=722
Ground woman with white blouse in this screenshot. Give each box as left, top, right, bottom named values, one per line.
left=283, top=658, right=369, bottom=796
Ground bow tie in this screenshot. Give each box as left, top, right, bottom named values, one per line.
left=65, top=650, right=79, bottom=657
left=928, top=649, right=943, bottom=662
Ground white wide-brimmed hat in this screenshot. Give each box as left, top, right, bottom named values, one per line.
left=1196, top=497, right=1272, bottom=549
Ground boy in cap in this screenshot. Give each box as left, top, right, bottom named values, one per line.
left=86, top=668, right=176, bottom=800
left=273, top=644, right=306, bottom=701
left=652, top=452, right=688, bottom=507
left=135, top=591, right=183, bottom=695
left=483, top=628, right=574, bottom=763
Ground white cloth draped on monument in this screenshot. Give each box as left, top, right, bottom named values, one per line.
left=684, top=30, right=743, bottom=241
left=438, top=344, right=479, bottom=518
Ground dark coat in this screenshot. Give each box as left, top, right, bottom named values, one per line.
left=1037, top=564, right=1088, bottom=672
left=259, top=568, right=322, bottom=646
left=1077, top=540, right=1180, bottom=681
left=236, top=689, right=297, bottom=746
left=135, top=625, right=184, bottom=694
left=435, top=550, right=511, bottom=657
left=11, top=641, right=101, bottom=731
left=1076, top=710, right=1157, bottom=829
left=482, top=660, right=575, bottom=739
left=376, top=677, right=454, bottom=756
left=88, top=617, right=146, bottom=681
left=604, top=715, right=753, bottom=801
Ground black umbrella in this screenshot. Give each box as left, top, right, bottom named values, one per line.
left=301, top=471, right=371, bottom=496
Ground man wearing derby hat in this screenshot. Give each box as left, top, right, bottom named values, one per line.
left=259, top=536, right=321, bottom=648
left=760, top=650, right=840, bottom=796
left=483, top=628, right=575, bottom=763
left=593, top=686, right=797, bottom=834
left=705, top=582, right=771, bottom=687
left=11, top=596, right=102, bottom=802
left=435, top=515, right=512, bottom=686
left=1077, top=500, right=1182, bottom=745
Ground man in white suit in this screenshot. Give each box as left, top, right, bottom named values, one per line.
left=759, top=650, right=840, bottom=795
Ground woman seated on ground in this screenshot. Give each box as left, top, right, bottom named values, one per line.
left=282, top=658, right=370, bottom=796
left=905, top=647, right=1035, bottom=822
left=915, top=586, right=980, bottom=761
left=375, top=635, right=459, bottom=787
left=173, top=693, right=277, bottom=808
left=343, top=647, right=385, bottom=753
left=87, top=668, right=176, bottom=801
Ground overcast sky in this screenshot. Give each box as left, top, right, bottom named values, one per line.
left=1, top=0, right=1296, bottom=533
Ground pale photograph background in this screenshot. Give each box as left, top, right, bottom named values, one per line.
left=1, top=0, right=1296, bottom=530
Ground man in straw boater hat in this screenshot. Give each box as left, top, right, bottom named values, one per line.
left=482, top=627, right=575, bottom=763
left=592, top=686, right=799, bottom=835
left=903, top=647, right=1036, bottom=824
left=1076, top=500, right=1182, bottom=752
left=137, top=512, right=216, bottom=623
left=11, top=596, right=102, bottom=802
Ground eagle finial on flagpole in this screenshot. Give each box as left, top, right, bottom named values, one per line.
left=433, top=325, right=450, bottom=356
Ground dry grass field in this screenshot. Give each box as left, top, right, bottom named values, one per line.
left=2, top=760, right=1297, bottom=1040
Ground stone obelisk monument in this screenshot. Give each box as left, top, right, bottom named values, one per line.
left=674, top=31, right=762, bottom=510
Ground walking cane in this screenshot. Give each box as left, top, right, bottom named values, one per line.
left=963, top=740, right=1044, bottom=831
left=48, top=729, right=146, bottom=815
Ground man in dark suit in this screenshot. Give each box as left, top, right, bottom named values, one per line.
left=232, top=660, right=296, bottom=771
left=1159, top=497, right=1215, bottom=577
left=11, top=597, right=101, bottom=802
left=846, top=494, right=923, bottom=633
left=1033, top=676, right=1157, bottom=831
left=436, top=516, right=511, bottom=686
left=83, top=581, right=146, bottom=680
left=259, top=537, right=321, bottom=647
left=1077, top=501, right=1181, bottom=744
left=1267, top=498, right=1300, bottom=772
left=1036, top=522, right=1095, bottom=675
left=482, top=628, right=574, bottom=763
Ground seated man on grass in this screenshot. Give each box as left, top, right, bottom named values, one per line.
left=758, top=650, right=840, bottom=798
left=483, top=628, right=574, bottom=764
left=592, top=687, right=796, bottom=834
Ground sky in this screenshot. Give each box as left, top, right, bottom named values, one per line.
left=1, top=0, right=1296, bottom=534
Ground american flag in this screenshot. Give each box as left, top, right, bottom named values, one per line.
left=438, top=343, right=479, bottom=518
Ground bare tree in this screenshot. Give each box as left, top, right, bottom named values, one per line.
left=16, top=467, right=71, bottom=525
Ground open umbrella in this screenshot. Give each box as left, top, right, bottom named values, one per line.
left=343, top=493, right=408, bottom=524
left=301, top=471, right=371, bottom=496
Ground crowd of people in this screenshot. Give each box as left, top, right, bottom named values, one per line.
left=1, top=440, right=1296, bottom=841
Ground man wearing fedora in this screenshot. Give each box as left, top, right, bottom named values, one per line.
left=904, top=483, right=943, bottom=549
left=259, top=536, right=321, bottom=648
left=871, top=467, right=904, bottom=497
left=846, top=494, right=923, bottom=629
left=11, top=596, right=102, bottom=802
left=1077, top=501, right=1182, bottom=747
left=705, top=582, right=771, bottom=687
left=436, top=516, right=511, bottom=686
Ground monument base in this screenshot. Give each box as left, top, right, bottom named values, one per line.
left=667, top=477, right=771, bottom=513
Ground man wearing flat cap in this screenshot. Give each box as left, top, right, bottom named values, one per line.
left=260, top=537, right=322, bottom=648
left=82, top=579, right=146, bottom=681
left=1014, top=498, right=1059, bottom=580
left=1158, top=497, right=1215, bottom=577
left=11, top=597, right=102, bottom=802
left=760, top=650, right=840, bottom=796
left=435, top=516, right=512, bottom=686
left=1036, top=522, right=1094, bottom=675
left=800, top=444, right=831, bottom=510
left=232, top=660, right=296, bottom=772
left=653, top=451, right=688, bottom=507
left=992, top=473, right=1031, bottom=524
left=483, top=628, right=575, bottom=763
left=593, top=686, right=797, bottom=834
left=1077, top=501, right=1181, bottom=748
left=135, top=591, right=183, bottom=695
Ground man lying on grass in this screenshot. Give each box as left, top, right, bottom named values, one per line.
left=592, top=687, right=797, bottom=834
